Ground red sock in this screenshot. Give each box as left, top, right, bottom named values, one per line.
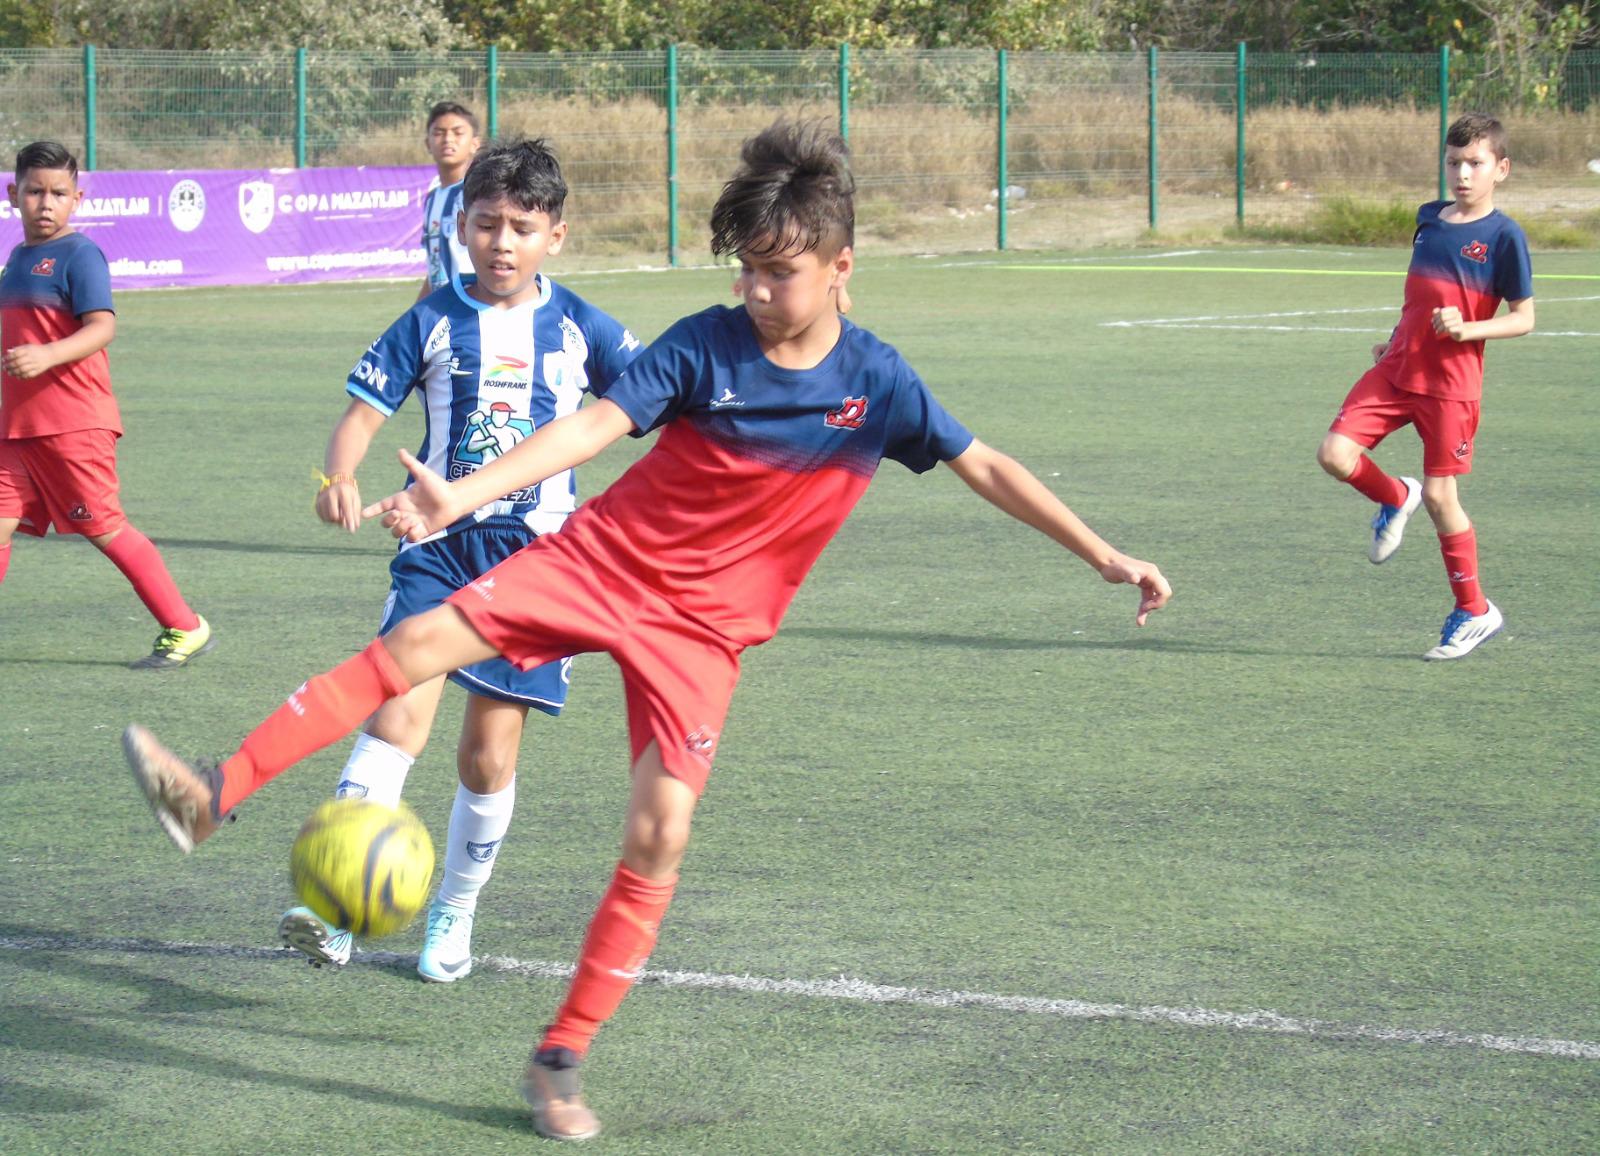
left=100, top=527, right=199, bottom=630
left=1343, top=455, right=1407, bottom=508
left=217, top=640, right=411, bottom=814
left=0, top=541, right=10, bottom=585
left=541, top=862, right=678, bottom=1056
left=1439, top=528, right=1488, bottom=615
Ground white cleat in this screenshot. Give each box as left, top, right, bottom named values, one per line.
left=1370, top=476, right=1423, bottom=564
left=1424, top=600, right=1504, bottom=661
left=279, top=906, right=353, bottom=968
left=417, top=903, right=474, bottom=983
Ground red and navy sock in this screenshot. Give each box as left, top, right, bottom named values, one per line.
left=100, top=526, right=200, bottom=630
left=217, top=640, right=411, bottom=814
left=541, top=862, right=678, bottom=1057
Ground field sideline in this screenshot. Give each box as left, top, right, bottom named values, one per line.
left=2, top=247, right=1595, bottom=1153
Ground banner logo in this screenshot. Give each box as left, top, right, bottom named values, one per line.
left=239, top=180, right=276, bottom=234
left=168, top=179, right=206, bottom=232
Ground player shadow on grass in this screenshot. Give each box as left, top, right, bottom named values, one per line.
left=149, top=535, right=390, bottom=559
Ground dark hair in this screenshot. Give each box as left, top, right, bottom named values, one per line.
left=1446, top=113, right=1508, bottom=160
left=427, top=101, right=480, bottom=135
left=461, top=138, right=568, bottom=221
left=15, top=140, right=78, bottom=182
left=710, top=120, right=854, bottom=260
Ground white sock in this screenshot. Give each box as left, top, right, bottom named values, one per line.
left=334, top=733, right=415, bottom=808
left=436, top=779, right=516, bottom=913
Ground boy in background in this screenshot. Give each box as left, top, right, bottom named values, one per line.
left=418, top=101, right=481, bottom=300
left=0, top=141, right=212, bottom=669
left=1317, top=113, right=1533, bottom=660
left=124, top=120, right=1170, bottom=1140
left=283, top=138, right=642, bottom=981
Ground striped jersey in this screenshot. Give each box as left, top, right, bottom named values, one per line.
left=0, top=231, right=118, bottom=439
left=420, top=177, right=469, bottom=290
left=1377, top=201, right=1533, bottom=401
left=562, top=305, right=975, bottom=646
left=346, top=274, right=642, bottom=544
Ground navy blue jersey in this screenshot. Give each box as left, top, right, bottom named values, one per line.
left=347, top=274, right=642, bottom=542
left=560, top=305, right=974, bottom=644
left=1378, top=201, right=1533, bottom=400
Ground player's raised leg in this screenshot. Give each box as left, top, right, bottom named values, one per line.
left=419, top=694, right=527, bottom=983
left=122, top=604, right=495, bottom=852
left=1316, top=430, right=1420, bottom=562
left=522, top=742, right=695, bottom=1141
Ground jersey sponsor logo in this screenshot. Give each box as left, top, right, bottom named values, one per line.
left=486, top=353, right=532, bottom=387
left=168, top=179, right=207, bottom=232
left=466, top=839, right=501, bottom=863
left=30, top=257, right=55, bottom=276
left=456, top=402, right=534, bottom=466
left=1460, top=240, right=1489, bottom=264
left=351, top=357, right=389, bottom=393
left=239, top=180, right=276, bottom=234
left=824, top=395, right=869, bottom=429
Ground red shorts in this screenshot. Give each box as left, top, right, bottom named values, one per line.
left=446, top=528, right=743, bottom=795
left=1329, top=367, right=1480, bottom=477
left=0, top=429, right=126, bottom=537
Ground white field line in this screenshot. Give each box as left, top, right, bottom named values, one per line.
left=3, top=932, right=1595, bottom=1061
left=1104, top=295, right=1600, bottom=336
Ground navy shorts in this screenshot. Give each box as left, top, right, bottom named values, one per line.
left=382, top=525, right=570, bottom=715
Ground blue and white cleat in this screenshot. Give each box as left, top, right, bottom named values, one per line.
left=1424, top=600, right=1503, bottom=661
left=417, top=902, right=474, bottom=983
left=278, top=906, right=352, bottom=968
left=1369, top=476, right=1423, bottom=564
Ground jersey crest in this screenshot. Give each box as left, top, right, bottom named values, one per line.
left=824, top=395, right=868, bottom=429
left=30, top=258, right=54, bottom=276
left=1460, top=240, right=1489, bottom=264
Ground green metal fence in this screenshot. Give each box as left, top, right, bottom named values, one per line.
left=0, top=46, right=1595, bottom=266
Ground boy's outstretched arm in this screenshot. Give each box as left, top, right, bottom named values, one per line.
left=946, top=438, right=1171, bottom=626
left=317, top=400, right=387, bottom=532
left=364, top=397, right=637, bottom=541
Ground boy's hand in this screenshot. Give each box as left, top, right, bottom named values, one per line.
left=315, top=477, right=362, bottom=532
left=1370, top=340, right=1390, bottom=363
left=1098, top=554, right=1171, bottom=627
left=362, top=448, right=455, bottom=542
left=3, top=343, right=54, bottom=378
left=1431, top=306, right=1469, bottom=341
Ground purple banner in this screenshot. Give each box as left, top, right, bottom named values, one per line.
left=0, top=165, right=432, bottom=290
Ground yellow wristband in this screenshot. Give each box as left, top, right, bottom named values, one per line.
left=312, top=467, right=357, bottom=492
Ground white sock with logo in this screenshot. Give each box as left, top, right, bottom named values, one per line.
left=436, top=779, right=516, bottom=914
left=334, top=733, right=415, bottom=808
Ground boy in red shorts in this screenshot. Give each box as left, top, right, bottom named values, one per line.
left=1316, top=113, right=1534, bottom=660
left=122, top=120, right=1170, bottom=1140
left=0, top=141, right=212, bottom=668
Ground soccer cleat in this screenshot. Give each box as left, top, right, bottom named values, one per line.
left=1369, top=477, right=1423, bottom=564
left=122, top=723, right=228, bottom=853
left=520, top=1046, right=601, bottom=1142
left=131, top=615, right=216, bottom=670
left=278, top=906, right=353, bottom=968
left=416, top=902, right=474, bottom=983
left=1423, top=600, right=1504, bottom=661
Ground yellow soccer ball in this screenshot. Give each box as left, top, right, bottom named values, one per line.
left=290, top=799, right=435, bottom=938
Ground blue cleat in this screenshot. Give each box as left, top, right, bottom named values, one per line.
left=1369, top=476, right=1423, bottom=564
left=1423, top=600, right=1503, bottom=661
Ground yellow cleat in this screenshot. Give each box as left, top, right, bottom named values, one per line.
left=130, top=614, right=215, bottom=671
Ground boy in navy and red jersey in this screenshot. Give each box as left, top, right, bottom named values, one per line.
left=1317, top=113, right=1534, bottom=660
left=0, top=141, right=212, bottom=668
left=122, top=120, right=1170, bottom=1140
